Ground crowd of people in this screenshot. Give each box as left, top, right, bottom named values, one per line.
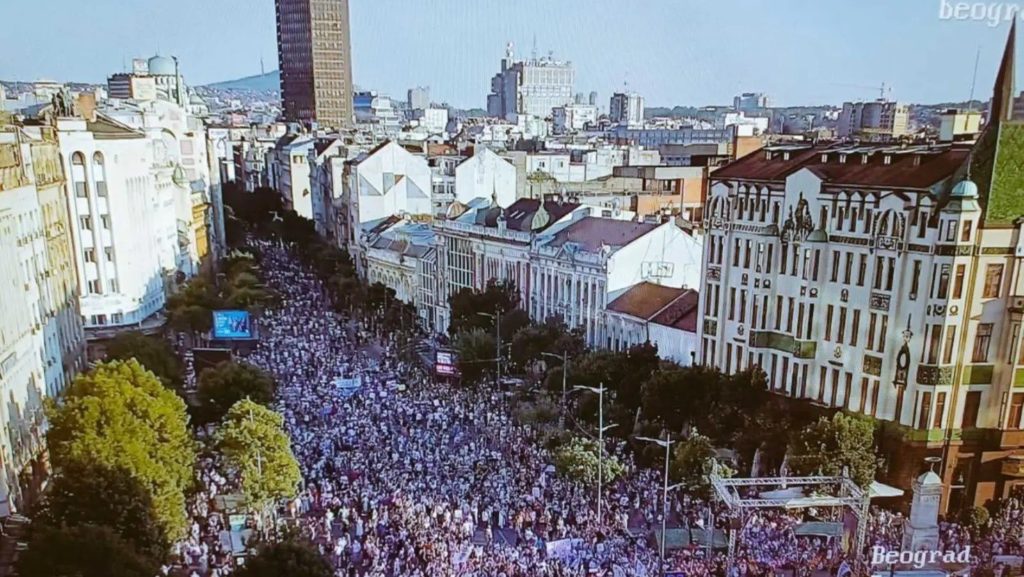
left=170, top=239, right=1023, bottom=577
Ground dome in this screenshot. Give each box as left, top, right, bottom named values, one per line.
left=917, top=470, right=942, bottom=486
left=148, top=55, right=176, bottom=76
left=189, top=93, right=205, bottom=105
left=951, top=179, right=978, bottom=199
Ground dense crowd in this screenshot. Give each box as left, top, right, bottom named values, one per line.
left=170, top=239, right=1024, bottom=577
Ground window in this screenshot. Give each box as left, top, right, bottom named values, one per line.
left=838, top=307, right=848, bottom=343
left=830, top=369, right=839, bottom=407
left=101, top=215, right=111, bottom=230
left=1011, top=323, right=1021, bottom=364
left=1010, top=393, right=1024, bottom=430
left=744, top=240, right=751, bottom=269
left=934, top=392, right=947, bottom=429
left=107, top=279, right=119, bottom=293
left=910, top=260, right=921, bottom=298
left=739, top=290, right=747, bottom=323
left=937, top=265, right=950, bottom=299
left=83, top=249, right=96, bottom=263
left=812, top=250, right=821, bottom=281
left=972, top=323, right=993, bottom=362
left=943, top=326, right=957, bottom=364
left=851, top=310, right=861, bottom=347
left=983, top=264, right=1004, bottom=298
left=868, top=313, right=877, bottom=351
left=873, top=256, right=883, bottom=289
left=918, top=392, right=933, bottom=430
left=786, top=297, right=794, bottom=332
left=831, top=250, right=840, bottom=282
left=953, top=264, right=966, bottom=299
left=843, top=253, right=853, bottom=284
left=726, top=343, right=733, bottom=374
left=870, top=380, right=880, bottom=416
left=885, top=257, right=895, bottom=291
left=962, top=391, right=982, bottom=428
left=844, top=373, right=853, bottom=410
left=87, top=279, right=101, bottom=294
left=780, top=245, right=788, bottom=275
left=857, top=254, right=867, bottom=286
left=733, top=239, right=740, bottom=267
left=961, top=220, right=973, bottom=242
left=918, top=210, right=928, bottom=238
left=806, top=303, right=815, bottom=338
left=826, top=305, right=834, bottom=341
left=818, top=367, right=827, bottom=402
left=926, top=324, right=941, bottom=364
left=879, top=316, right=889, bottom=352
left=859, top=377, right=869, bottom=413
left=79, top=215, right=92, bottom=231
left=729, top=288, right=736, bottom=320
left=946, top=222, right=958, bottom=242
left=775, top=296, right=782, bottom=330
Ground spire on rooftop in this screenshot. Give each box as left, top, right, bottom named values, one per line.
left=990, top=21, right=1016, bottom=123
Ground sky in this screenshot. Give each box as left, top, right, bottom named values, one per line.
left=2, top=0, right=1021, bottom=108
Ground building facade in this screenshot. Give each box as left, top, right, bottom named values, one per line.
left=276, top=0, right=354, bottom=129
left=837, top=99, right=910, bottom=141
left=487, top=43, right=574, bottom=121
left=0, top=125, right=86, bottom=514
left=609, top=92, right=645, bottom=128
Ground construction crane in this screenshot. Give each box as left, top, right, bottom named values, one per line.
left=831, top=82, right=893, bottom=101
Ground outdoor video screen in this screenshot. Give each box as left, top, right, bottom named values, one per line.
left=212, top=310, right=254, bottom=340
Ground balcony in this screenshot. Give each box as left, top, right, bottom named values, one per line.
left=749, top=330, right=816, bottom=359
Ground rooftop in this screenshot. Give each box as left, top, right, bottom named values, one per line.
left=546, top=217, right=657, bottom=252
left=607, top=282, right=689, bottom=320
left=711, top=142, right=971, bottom=190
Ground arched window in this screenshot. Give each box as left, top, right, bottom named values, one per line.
left=92, top=152, right=107, bottom=197
left=71, top=152, right=88, bottom=198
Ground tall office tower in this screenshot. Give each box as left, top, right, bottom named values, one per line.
left=276, top=0, right=354, bottom=129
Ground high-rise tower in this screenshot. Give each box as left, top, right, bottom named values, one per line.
left=276, top=0, right=354, bottom=129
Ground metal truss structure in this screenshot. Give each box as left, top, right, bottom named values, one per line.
left=709, top=474, right=871, bottom=575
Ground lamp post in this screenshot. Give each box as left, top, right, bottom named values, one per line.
left=541, top=351, right=570, bottom=403
left=574, top=384, right=616, bottom=524
left=477, top=310, right=502, bottom=387
left=637, top=434, right=684, bottom=577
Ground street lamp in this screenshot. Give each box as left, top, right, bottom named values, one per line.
left=477, top=310, right=502, bottom=387
left=541, top=351, right=569, bottom=403
left=573, top=384, right=617, bottom=524
left=637, top=434, right=684, bottom=577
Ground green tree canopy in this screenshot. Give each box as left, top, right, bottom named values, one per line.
left=789, top=412, right=879, bottom=487
left=670, top=432, right=734, bottom=499
left=197, top=361, right=277, bottom=424
left=217, top=399, right=302, bottom=513
left=510, top=316, right=585, bottom=374
left=235, top=539, right=332, bottom=577
left=46, top=360, right=195, bottom=541
left=453, top=328, right=497, bottom=385
left=17, top=523, right=159, bottom=577
left=104, top=331, right=182, bottom=389
left=448, top=280, right=520, bottom=335
left=33, top=461, right=168, bottom=563
left=552, top=436, right=625, bottom=485
left=167, top=277, right=222, bottom=333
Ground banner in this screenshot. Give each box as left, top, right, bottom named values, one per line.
left=546, top=538, right=584, bottom=560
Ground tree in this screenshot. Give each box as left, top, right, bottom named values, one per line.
left=789, top=412, right=879, bottom=487
left=552, top=436, right=625, bottom=485
left=33, top=461, right=168, bottom=563
left=510, top=317, right=585, bottom=374
left=217, top=399, right=302, bottom=514
left=166, top=277, right=222, bottom=333
left=46, top=360, right=195, bottom=541
left=448, top=280, right=520, bottom=335
left=960, top=505, right=990, bottom=535
left=670, top=432, right=734, bottom=499
left=235, top=539, right=332, bottom=577
left=197, top=361, right=277, bottom=424
left=17, top=524, right=159, bottom=577
left=453, top=329, right=497, bottom=385
left=104, top=331, right=182, bottom=389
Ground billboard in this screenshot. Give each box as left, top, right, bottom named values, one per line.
left=435, top=350, right=459, bottom=377
left=212, top=310, right=254, bottom=340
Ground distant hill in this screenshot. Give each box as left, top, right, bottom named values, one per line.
left=204, top=71, right=279, bottom=92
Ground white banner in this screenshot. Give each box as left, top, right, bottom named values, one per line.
left=546, top=538, right=584, bottom=560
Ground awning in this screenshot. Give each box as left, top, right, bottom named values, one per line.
left=869, top=480, right=905, bottom=498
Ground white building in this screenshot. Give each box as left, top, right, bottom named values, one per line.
left=0, top=126, right=86, bottom=514
left=718, top=112, right=769, bottom=135
left=364, top=220, right=434, bottom=304
left=530, top=217, right=702, bottom=347
left=411, top=107, right=449, bottom=134
left=57, top=115, right=183, bottom=334
left=268, top=133, right=316, bottom=220
left=609, top=92, right=645, bottom=128
left=605, top=283, right=699, bottom=365
left=308, top=138, right=348, bottom=237
left=342, top=141, right=432, bottom=274
left=487, top=43, right=574, bottom=122
left=552, top=104, right=598, bottom=134
left=734, top=92, right=770, bottom=112
left=454, top=147, right=517, bottom=207
left=837, top=99, right=909, bottom=141
left=408, top=86, right=430, bottom=111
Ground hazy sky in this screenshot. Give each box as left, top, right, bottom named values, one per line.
left=3, top=0, right=1020, bottom=107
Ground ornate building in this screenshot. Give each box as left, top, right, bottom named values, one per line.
left=700, top=26, right=1024, bottom=510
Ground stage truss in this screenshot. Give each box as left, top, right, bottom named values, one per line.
left=709, top=474, right=871, bottom=574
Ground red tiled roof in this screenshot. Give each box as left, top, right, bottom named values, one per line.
left=650, top=289, right=699, bottom=332
left=607, top=282, right=688, bottom=320
left=712, top=144, right=970, bottom=190
left=547, top=217, right=657, bottom=252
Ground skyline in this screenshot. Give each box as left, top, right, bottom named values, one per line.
left=3, top=0, right=1023, bottom=108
